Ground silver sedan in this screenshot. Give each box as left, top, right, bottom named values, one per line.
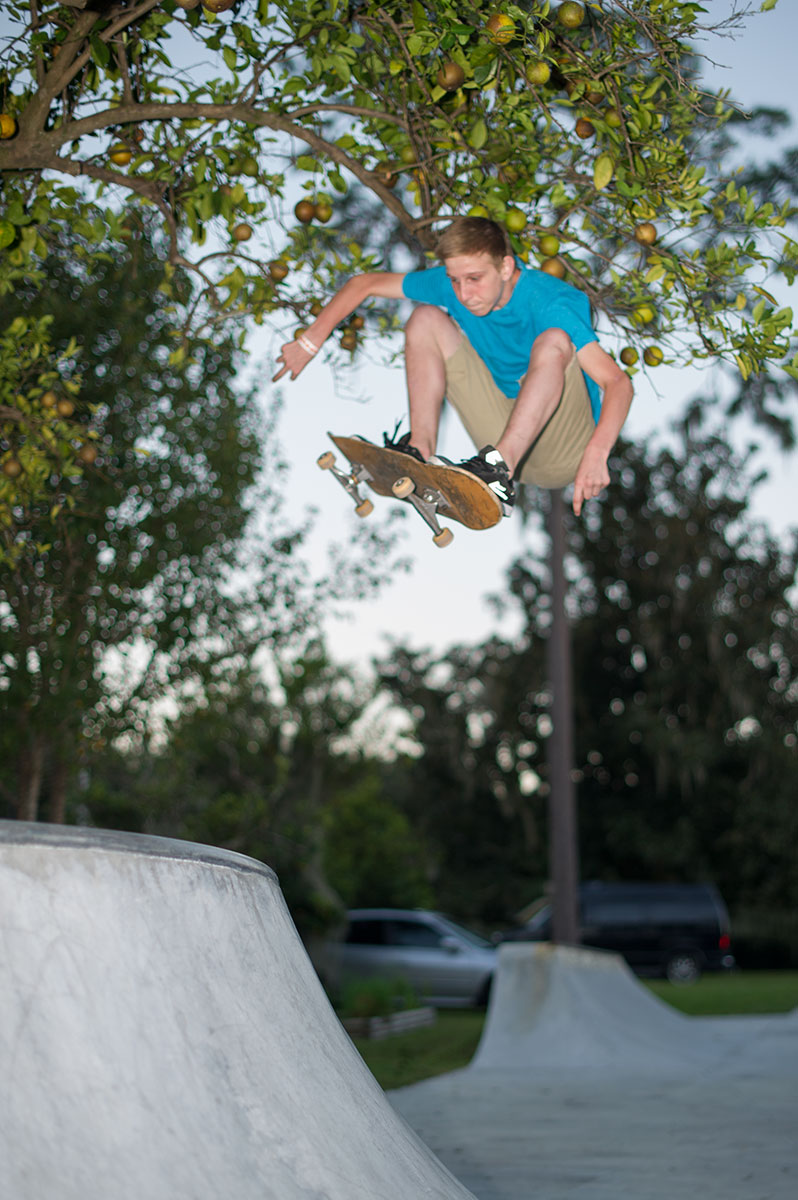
left=317, top=908, right=496, bottom=1009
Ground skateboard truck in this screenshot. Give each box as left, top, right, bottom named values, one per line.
left=317, top=450, right=374, bottom=518
left=317, top=451, right=454, bottom=547
left=392, top=476, right=454, bottom=547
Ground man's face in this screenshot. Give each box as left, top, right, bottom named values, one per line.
left=444, top=252, right=516, bottom=316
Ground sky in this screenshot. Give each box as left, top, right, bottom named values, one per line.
left=251, top=1, right=798, bottom=672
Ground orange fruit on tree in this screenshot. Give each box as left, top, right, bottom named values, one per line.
left=505, top=207, right=527, bottom=233
left=539, top=234, right=560, bottom=256
left=1, top=457, right=23, bottom=479
left=0, top=114, right=17, bottom=139
left=575, top=118, right=595, bottom=139
left=437, top=61, right=466, bottom=91
left=632, top=303, right=656, bottom=326
left=526, top=61, right=551, bottom=86
left=374, top=165, right=398, bottom=189
left=540, top=258, right=566, bottom=279
left=634, top=222, right=658, bottom=246
left=232, top=222, right=252, bottom=241
left=109, top=144, right=132, bottom=166
left=643, top=345, right=663, bottom=366
left=558, top=2, right=585, bottom=29
left=294, top=199, right=317, bottom=223
left=486, top=13, right=516, bottom=44
left=619, top=346, right=638, bottom=366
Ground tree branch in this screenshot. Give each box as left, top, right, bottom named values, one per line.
left=1, top=98, right=430, bottom=243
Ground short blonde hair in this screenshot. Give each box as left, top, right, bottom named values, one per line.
left=435, top=217, right=513, bottom=267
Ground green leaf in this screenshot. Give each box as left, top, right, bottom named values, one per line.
left=593, top=154, right=614, bottom=191
left=0, top=221, right=15, bottom=251
left=223, top=46, right=238, bottom=71
left=468, top=118, right=488, bottom=151
left=752, top=285, right=777, bottom=305
left=89, top=36, right=110, bottom=69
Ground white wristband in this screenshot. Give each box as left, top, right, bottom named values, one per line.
left=297, top=334, right=319, bottom=356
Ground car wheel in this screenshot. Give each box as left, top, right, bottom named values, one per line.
left=665, top=951, right=701, bottom=985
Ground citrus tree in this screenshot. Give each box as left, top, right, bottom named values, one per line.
left=1, top=0, right=794, bottom=368
left=0, top=315, right=87, bottom=565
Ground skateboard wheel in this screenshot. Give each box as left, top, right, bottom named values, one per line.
left=392, top=476, right=415, bottom=499
left=355, top=499, right=374, bottom=518
left=317, top=451, right=335, bottom=470
left=433, top=527, right=454, bottom=548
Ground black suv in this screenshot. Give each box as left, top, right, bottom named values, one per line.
left=502, top=881, right=735, bottom=983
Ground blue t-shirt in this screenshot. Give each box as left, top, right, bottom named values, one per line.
left=402, top=264, right=601, bottom=420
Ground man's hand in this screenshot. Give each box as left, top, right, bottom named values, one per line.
left=572, top=442, right=611, bottom=516
left=272, top=337, right=317, bottom=383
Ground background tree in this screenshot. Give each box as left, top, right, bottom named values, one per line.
left=0, top=314, right=88, bottom=560
left=322, top=762, right=435, bottom=912
left=567, top=416, right=798, bottom=924
left=77, top=641, right=420, bottom=935
left=374, top=420, right=798, bottom=954
left=378, top=638, right=550, bottom=923
left=0, top=218, right=318, bottom=823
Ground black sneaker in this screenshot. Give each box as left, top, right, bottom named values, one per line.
left=383, top=425, right=425, bottom=463
left=452, top=445, right=515, bottom=515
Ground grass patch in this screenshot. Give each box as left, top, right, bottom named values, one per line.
left=351, top=1010, right=485, bottom=1090
left=645, top=970, right=798, bottom=1015
left=352, top=972, right=798, bottom=1090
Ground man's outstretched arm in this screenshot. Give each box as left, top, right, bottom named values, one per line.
left=572, top=342, right=634, bottom=516
left=272, top=272, right=406, bottom=382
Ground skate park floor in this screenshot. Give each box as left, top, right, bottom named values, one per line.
left=389, top=942, right=798, bottom=1200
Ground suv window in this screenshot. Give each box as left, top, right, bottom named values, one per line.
left=583, top=899, right=641, bottom=926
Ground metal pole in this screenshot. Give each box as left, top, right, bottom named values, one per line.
left=545, top=489, right=581, bottom=946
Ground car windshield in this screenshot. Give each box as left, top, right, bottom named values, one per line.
left=435, top=914, right=493, bottom=949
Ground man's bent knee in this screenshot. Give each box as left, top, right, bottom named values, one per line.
left=529, top=327, right=573, bottom=365
left=405, top=305, right=461, bottom=354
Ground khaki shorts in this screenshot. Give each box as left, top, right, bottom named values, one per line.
left=443, top=336, right=595, bottom=488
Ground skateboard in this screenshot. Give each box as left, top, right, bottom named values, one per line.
left=317, top=433, right=503, bottom=548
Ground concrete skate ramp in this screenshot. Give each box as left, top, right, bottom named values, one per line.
left=391, top=942, right=798, bottom=1198
left=0, top=821, right=477, bottom=1200
left=473, top=941, right=727, bottom=1074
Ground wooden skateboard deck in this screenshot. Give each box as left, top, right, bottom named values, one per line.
left=317, top=433, right=502, bottom=547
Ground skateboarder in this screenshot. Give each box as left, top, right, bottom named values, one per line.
left=273, top=216, right=633, bottom=516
